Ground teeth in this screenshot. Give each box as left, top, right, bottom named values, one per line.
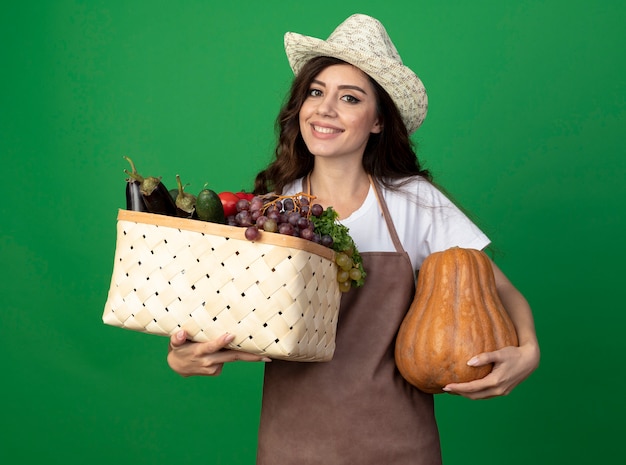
left=313, top=125, right=341, bottom=134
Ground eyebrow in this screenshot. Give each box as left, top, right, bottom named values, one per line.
left=311, top=79, right=368, bottom=95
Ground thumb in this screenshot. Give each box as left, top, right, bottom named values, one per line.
left=169, top=330, right=187, bottom=349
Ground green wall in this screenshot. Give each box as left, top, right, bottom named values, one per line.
left=2, top=1, right=624, bottom=464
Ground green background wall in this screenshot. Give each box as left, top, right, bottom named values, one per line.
left=2, top=1, right=624, bottom=464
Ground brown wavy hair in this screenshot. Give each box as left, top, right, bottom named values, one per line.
left=253, top=56, right=432, bottom=194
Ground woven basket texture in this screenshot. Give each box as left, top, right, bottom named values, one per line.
left=103, top=210, right=341, bottom=362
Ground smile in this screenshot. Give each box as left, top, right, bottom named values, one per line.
left=312, top=124, right=343, bottom=134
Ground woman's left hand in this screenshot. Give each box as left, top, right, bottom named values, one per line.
left=442, top=342, right=540, bottom=399
left=443, top=257, right=541, bottom=400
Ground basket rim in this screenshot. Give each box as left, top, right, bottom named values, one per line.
left=117, top=209, right=336, bottom=261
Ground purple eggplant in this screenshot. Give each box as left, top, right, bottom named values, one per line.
left=123, top=156, right=177, bottom=216
left=124, top=156, right=148, bottom=212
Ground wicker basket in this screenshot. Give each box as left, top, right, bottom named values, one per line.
left=103, top=210, right=341, bottom=362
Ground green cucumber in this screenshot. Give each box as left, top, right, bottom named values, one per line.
left=196, top=186, right=225, bottom=223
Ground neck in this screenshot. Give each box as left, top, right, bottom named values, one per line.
left=308, top=165, right=370, bottom=219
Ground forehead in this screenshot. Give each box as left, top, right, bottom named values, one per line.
left=313, top=63, right=374, bottom=89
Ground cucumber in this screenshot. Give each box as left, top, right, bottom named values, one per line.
left=196, top=187, right=225, bottom=223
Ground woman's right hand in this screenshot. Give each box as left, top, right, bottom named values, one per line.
left=167, top=330, right=271, bottom=377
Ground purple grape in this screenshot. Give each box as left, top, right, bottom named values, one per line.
left=236, top=199, right=250, bottom=212
left=266, top=204, right=280, bottom=215
left=235, top=210, right=253, bottom=227
left=320, top=234, right=333, bottom=248
left=250, top=197, right=264, bottom=211
left=300, top=228, right=315, bottom=241
left=267, top=210, right=280, bottom=221
left=278, top=222, right=294, bottom=236
left=310, top=204, right=324, bottom=217
left=283, top=198, right=295, bottom=211
left=287, top=211, right=301, bottom=226
left=245, top=226, right=260, bottom=241
left=297, top=217, right=311, bottom=229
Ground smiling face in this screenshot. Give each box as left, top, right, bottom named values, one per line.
left=298, top=63, right=382, bottom=163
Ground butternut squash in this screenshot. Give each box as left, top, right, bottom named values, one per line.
left=395, top=247, right=518, bottom=394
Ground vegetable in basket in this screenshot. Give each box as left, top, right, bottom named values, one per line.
left=123, top=156, right=177, bottom=216
left=217, top=191, right=240, bottom=217
left=196, top=186, right=226, bottom=223
left=174, top=174, right=196, bottom=218
left=123, top=156, right=147, bottom=212
left=118, top=158, right=364, bottom=289
left=235, top=191, right=255, bottom=201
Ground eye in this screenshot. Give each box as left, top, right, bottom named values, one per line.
left=341, top=94, right=361, bottom=104
left=308, top=88, right=323, bottom=97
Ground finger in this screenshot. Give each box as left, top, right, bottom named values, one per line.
left=169, top=330, right=188, bottom=349
left=442, top=382, right=494, bottom=400
left=466, top=351, right=496, bottom=368
left=191, top=334, right=272, bottom=363
left=169, top=332, right=234, bottom=354
left=208, top=349, right=272, bottom=364
left=443, top=371, right=510, bottom=399
left=443, top=377, right=490, bottom=394
left=468, top=345, right=518, bottom=367
left=197, top=333, right=237, bottom=354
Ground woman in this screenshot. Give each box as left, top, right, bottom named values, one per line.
left=168, top=14, right=540, bottom=464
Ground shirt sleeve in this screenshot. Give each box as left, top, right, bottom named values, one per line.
left=388, top=178, right=491, bottom=269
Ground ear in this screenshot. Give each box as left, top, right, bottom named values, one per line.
left=370, top=118, right=383, bottom=134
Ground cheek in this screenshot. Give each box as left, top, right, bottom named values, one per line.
left=364, top=110, right=381, bottom=133
left=350, top=113, right=377, bottom=135
left=298, top=103, right=312, bottom=128
left=298, top=113, right=307, bottom=135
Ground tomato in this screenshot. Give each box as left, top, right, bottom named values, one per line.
left=236, top=191, right=255, bottom=201
left=218, top=191, right=240, bottom=217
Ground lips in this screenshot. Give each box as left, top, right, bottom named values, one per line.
left=311, top=124, right=344, bottom=134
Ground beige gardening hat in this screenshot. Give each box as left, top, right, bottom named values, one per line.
left=284, top=14, right=428, bottom=134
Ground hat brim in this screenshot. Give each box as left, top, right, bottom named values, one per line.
left=284, top=31, right=427, bottom=133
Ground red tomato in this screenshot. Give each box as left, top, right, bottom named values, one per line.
left=218, top=191, right=240, bottom=217
left=236, top=191, right=255, bottom=201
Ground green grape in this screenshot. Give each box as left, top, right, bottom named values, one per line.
left=337, top=269, right=350, bottom=283
left=309, top=205, right=365, bottom=288
left=349, top=267, right=362, bottom=281
left=338, top=280, right=352, bottom=293
left=341, top=261, right=353, bottom=272
left=335, top=252, right=353, bottom=271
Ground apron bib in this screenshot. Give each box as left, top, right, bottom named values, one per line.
left=256, top=180, right=441, bottom=465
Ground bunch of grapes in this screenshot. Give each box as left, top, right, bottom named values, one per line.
left=227, top=193, right=365, bottom=292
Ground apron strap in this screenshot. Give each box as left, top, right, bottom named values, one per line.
left=369, top=176, right=406, bottom=255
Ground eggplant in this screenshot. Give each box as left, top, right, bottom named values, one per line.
left=124, top=157, right=148, bottom=212
left=174, top=174, right=197, bottom=218
left=123, top=156, right=177, bottom=216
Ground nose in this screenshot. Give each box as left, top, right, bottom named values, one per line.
left=315, top=94, right=337, bottom=117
